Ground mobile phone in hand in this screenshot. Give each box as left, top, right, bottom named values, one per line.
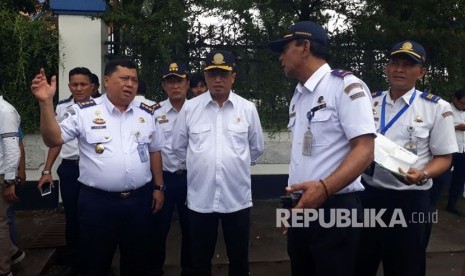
left=41, top=183, right=52, bottom=196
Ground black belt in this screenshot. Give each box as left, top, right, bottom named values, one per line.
left=62, top=158, right=79, bottom=165
left=164, top=170, right=187, bottom=175
left=81, top=183, right=149, bottom=199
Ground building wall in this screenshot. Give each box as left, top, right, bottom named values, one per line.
left=57, top=15, right=107, bottom=100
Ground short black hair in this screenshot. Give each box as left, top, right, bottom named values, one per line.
left=69, top=67, right=92, bottom=81
left=295, top=39, right=331, bottom=61
left=454, top=88, right=465, bottom=100
left=90, top=73, right=99, bottom=85
left=189, top=73, right=205, bottom=88
left=104, top=59, right=138, bottom=76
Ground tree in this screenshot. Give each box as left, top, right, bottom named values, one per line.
left=0, top=2, right=58, bottom=133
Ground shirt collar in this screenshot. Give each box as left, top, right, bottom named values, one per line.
left=203, top=90, right=236, bottom=108
left=297, top=63, right=331, bottom=94
left=386, top=87, right=416, bottom=105
left=102, top=94, right=135, bottom=114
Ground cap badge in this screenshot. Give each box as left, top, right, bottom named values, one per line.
left=401, top=42, right=413, bottom=51
left=212, top=53, right=225, bottom=65
left=169, top=63, right=179, bottom=72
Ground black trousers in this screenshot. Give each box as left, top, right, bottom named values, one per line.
left=57, top=159, right=81, bottom=266
left=152, top=170, right=192, bottom=276
left=287, top=192, right=362, bottom=276
left=188, top=207, right=251, bottom=276
left=448, top=153, right=465, bottom=209
left=355, top=185, right=430, bottom=276
left=78, top=183, right=153, bottom=276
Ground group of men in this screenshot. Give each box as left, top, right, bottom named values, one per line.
left=0, top=19, right=460, bottom=276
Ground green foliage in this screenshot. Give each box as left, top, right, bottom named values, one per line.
left=0, top=3, right=58, bottom=133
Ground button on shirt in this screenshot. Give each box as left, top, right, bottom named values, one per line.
left=0, top=96, right=21, bottom=180
left=363, top=88, right=458, bottom=190
left=287, top=64, right=376, bottom=194
left=59, top=94, right=165, bottom=192
left=172, top=92, right=264, bottom=213
left=56, top=98, right=79, bottom=160
left=451, top=103, right=465, bottom=153
left=154, top=99, right=185, bottom=172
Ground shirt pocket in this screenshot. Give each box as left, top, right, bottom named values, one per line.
left=161, top=123, right=173, bottom=141
left=85, top=132, right=114, bottom=158
left=228, top=123, right=249, bottom=150
left=190, top=123, right=212, bottom=151
left=310, top=110, right=332, bottom=146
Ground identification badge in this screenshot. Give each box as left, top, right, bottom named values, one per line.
left=302, top=129, right=313, bottom=156
left=137, top=144, right=149, bottom=162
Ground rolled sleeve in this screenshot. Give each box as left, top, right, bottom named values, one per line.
left=149, top=120, right=166, bottom=152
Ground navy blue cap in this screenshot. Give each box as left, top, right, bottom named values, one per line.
left=268, top=21, right=328, bottom=53
left=204, top=50, right=235, bottom=71
left=390, top=40, right=426, bottom=64
left=162, top=62, right=188, bottom=79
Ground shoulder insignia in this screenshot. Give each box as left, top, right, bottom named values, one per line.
left=77, top=99, right=96, bottom=109
left=344, top=82, right=363, bottom=94
left=58, top=98, right=72, bottom=105
left=371, top=91, right=384, bottom=98
left=139, top=102, right=160, bottom=115
left=331, top=69, right=353, bottom=78
left=420, top=91, right=440, bottom=103
left=442, top=111, right=453, bottom=118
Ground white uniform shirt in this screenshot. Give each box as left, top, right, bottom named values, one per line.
left=56, top=98, right=79, bottom=160
left=451, top=103, right=465, bottom=153
left=0, top=96, right=21, bottom=180
left=59, top=94, right=165, bottom=192
left=172, top=91, right=264, bottom=213
left=134, top=95, right=156, bottom=106
left=363, top=88, right=458, bottom=190
left=288, top=64, right=376, bottom=194
left=154, top=99, right=185, bottom=172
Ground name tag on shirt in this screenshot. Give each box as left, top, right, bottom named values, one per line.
left=137, top=144, right=149, bottom=162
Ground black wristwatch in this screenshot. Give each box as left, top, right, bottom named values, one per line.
left=153, top=184, right=166, bottom=192
left=3, top=179, right=16, bottom=187
left=418, top=170, right=430, bottom=186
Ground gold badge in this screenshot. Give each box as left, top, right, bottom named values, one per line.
left=415, top=116, right=423, bottom=123
left=169, top=63, right=178, bottom=72
left=95, top=144, right=105, bottom=154
left=401, top=42, right=413, bottom=51
left=93, top=118, right=106, bottom=124
left=212, top=53, right=225, bottom=65
left=139, top=117, right=145, bottom=123
left=105, top=135, right=110, bottom=139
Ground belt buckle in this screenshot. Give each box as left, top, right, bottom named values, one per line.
left=120, top=192, right=131, bottom=198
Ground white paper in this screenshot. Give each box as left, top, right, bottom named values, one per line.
left=374, top=134, right=419, bottom=175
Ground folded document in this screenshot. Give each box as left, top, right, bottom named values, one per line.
left=374, top=134, right=419, bottom=175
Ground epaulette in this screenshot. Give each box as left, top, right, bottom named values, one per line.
left=76, top=99, right=96, bottom=109
left=139, top=102, right=161, bottom=115
left=58, top=98, right=72, bottom=105
left=331, top=69, right=353, bottom=78
left=420, top=91, right=440, bottom=103
left=371, top=91, right=384, bottom=98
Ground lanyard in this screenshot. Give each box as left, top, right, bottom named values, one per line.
left=380, top=90, right=416, bottom=135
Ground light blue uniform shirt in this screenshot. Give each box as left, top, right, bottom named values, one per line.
left=59, top=94, right=165, bottom=192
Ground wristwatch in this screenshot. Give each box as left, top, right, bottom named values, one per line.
left=418, top=170, right=430, bottom=186
left=42, top=170, right=51, bottom=176
left=153, top=184, right=166, bottom=192
left=3, top=179, right=16, bottom=187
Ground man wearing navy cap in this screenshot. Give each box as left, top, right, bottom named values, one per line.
left=172, top=50, right=264, bottom=276
left=152, top=62, right=192, bottom=276
left=269, top=21, right=376, bottom=276
left=356, top=41, right=457, bottom=276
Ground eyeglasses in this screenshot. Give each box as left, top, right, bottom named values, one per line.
left=205, top=70, right=232, bottom=79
